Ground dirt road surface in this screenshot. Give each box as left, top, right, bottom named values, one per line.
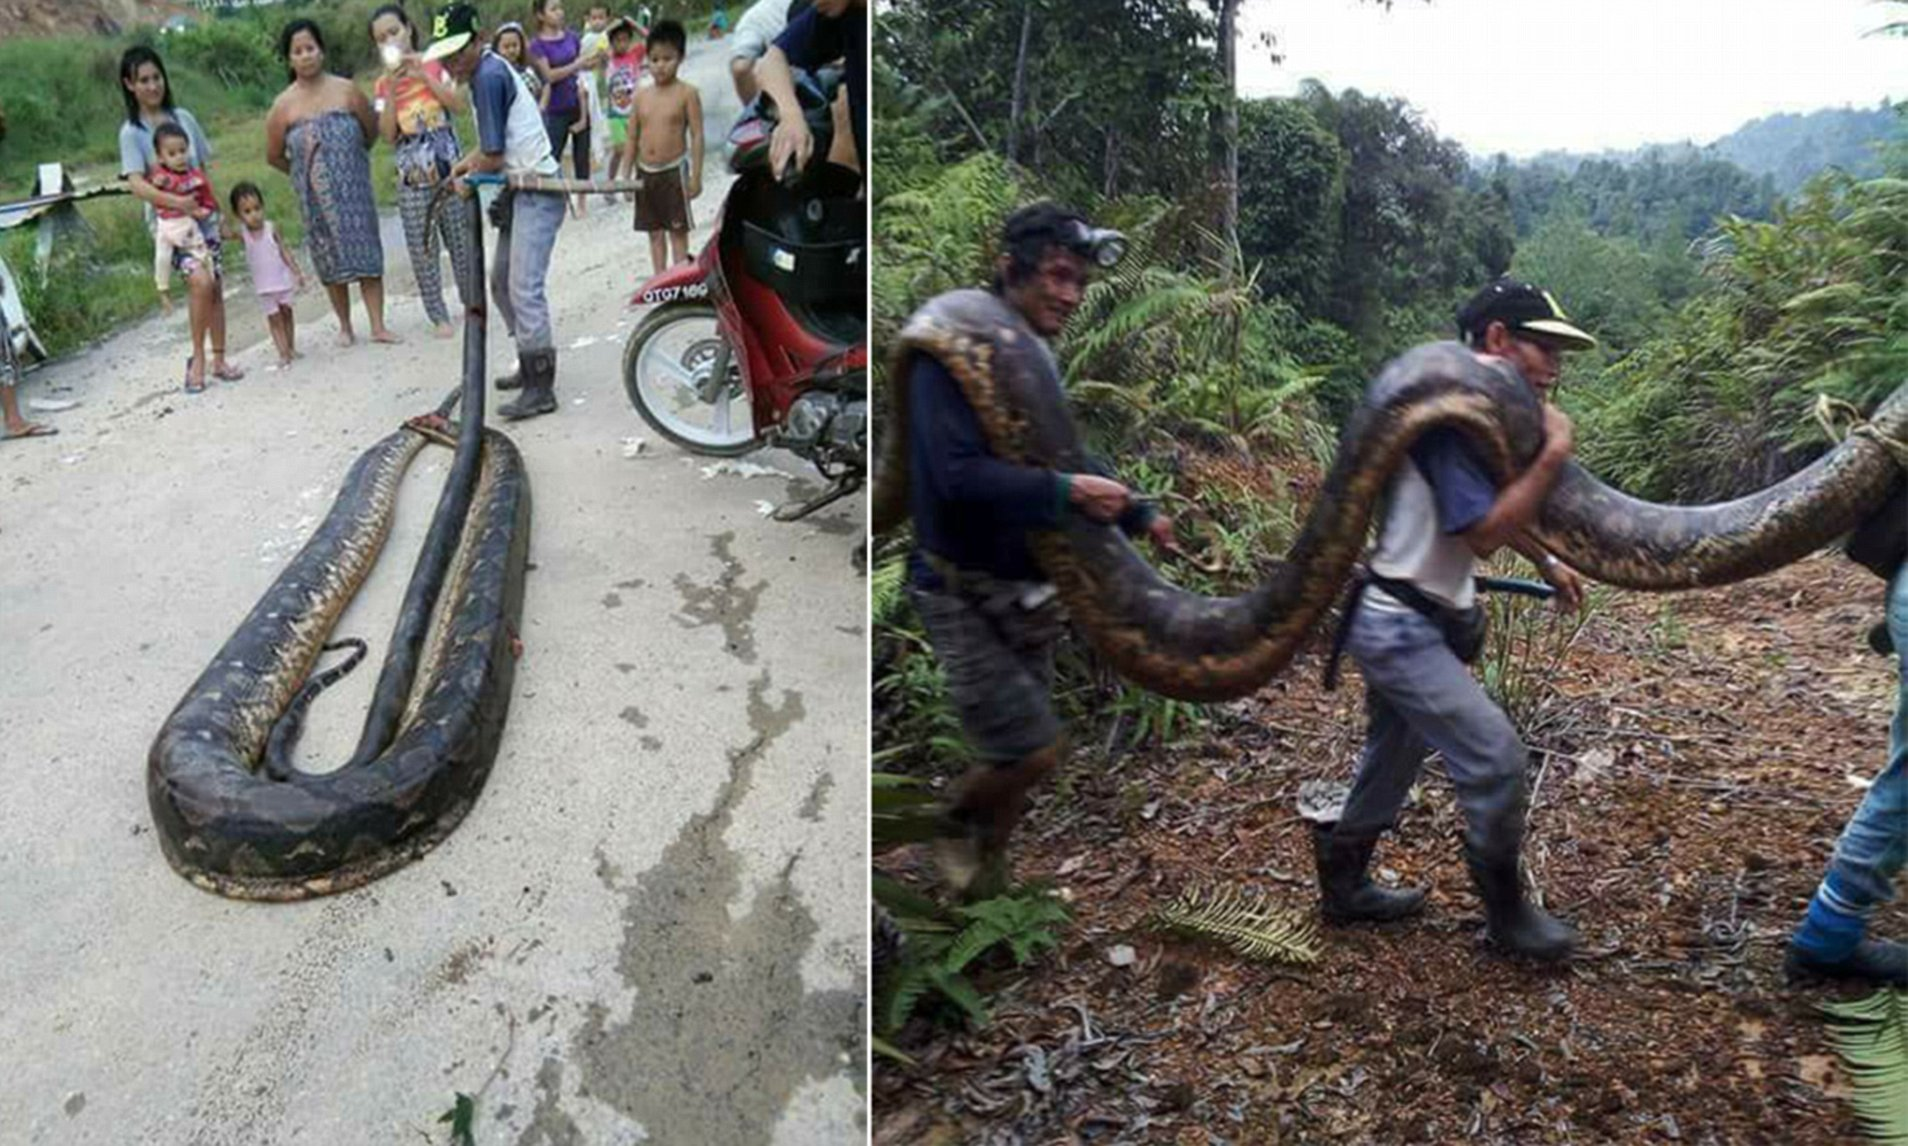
left=0, top=53, right=867, bottom=1145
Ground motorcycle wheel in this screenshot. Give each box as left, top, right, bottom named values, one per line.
left=622, top=302, right=762, bottom=457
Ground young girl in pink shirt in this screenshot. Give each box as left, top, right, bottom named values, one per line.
left=230, top=182, right=307, bottom=369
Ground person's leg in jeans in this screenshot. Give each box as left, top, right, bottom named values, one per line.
left=488, top=193, right=522, bottom=389
left=1320, top=617, right=1433, bottom=922
left=1347, top=606, right=1576, bottom=959
left=498, top=190, right=566, bottom=420
left=1789, top=568, right=1908, bottom=984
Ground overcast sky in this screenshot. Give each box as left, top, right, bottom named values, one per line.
left=1238, top=0, right=1906, bottom=157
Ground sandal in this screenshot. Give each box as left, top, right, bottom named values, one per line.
left=1, top=422, right=59, bottom=442
left=184, top=357, right=206, bottom=394
left=211, top=355, right=245, bottom=382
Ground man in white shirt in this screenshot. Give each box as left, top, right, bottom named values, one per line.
left=1319, top=278, right=1593, bottom=963
left=427, top=2, right=568, bottom=420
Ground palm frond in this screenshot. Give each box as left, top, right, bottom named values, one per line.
left=1148, top=885, right=1321, bottom=965
left=1820, top=988, right=1908, bottom=1144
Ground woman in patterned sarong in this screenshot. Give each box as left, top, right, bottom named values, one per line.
left=266, top=19, right=399, bottom=346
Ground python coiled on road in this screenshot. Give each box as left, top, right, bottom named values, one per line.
left=147, top=191, right=531, bottom=901
left=873, top=288, right=1908, bottom=702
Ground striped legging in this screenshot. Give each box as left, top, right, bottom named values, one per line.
left=396, top=178, right=476, bottom=328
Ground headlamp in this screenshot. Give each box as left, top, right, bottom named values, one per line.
left=1065, top=221, right=1127, bottom=269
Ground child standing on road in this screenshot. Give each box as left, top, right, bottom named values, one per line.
left=625, top=20, right=703, bottom=276
left=579, top=4, right=615, bottom=185
left=602, top=17, right=645, bottom=199
left=229, top=181, right=307, bottom=370
left=147, top=122, right=217, bottom=318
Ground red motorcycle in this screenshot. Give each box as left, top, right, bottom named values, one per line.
left=621, top=74, right=865, bottom=522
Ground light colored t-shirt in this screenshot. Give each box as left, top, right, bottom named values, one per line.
left=472, top=51, right=559, bottom=176
left=1367, top=462, right=1480, bottom=611
left=605, top=49, right=644, bottom=121
left=118, top=107, right=214, bottom=226
left=731, top=0, right=790, bottom=60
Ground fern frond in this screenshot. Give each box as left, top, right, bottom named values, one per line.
left=1149, top=885, right=1321, bottom=966
left=870, top=551, right=909, bottom=628
left=881, top=963, right=935, bottom=1034
left=1820, top=988, right=1908, bottom=1144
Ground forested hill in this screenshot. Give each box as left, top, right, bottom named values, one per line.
left=1513, top=104, right=1900, bottom=195
left=1712, top=104, right=1899, bottom=191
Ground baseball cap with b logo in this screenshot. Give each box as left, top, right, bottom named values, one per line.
left=1456, top=277, right=1597, bottom=350
left=421, top=2, right=481, bottom=62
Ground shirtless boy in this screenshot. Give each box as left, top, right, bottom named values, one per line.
left=623, top=19, right=703, bottom=275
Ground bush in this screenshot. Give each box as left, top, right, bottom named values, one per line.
left=165, top=20, right=282, bottom=105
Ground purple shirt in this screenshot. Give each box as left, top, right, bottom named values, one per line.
left=528, top=30, right=582, bottom=116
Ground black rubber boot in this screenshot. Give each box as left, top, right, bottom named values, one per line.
left=1313, top=825, right=1426, bottom=923
left=499, top=349, right=557, bottom=420
left=1786, top=936, right=1908, bottom=986
left=1467, top=849, right=1578, bottom=962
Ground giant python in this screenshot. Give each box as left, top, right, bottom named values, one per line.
left=872, top=289, right=1908, bottom=703
left=147, top=183, right=534, bottom=901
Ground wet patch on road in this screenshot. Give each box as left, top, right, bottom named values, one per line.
left=807, top=513, right=858, bottom=537
left=671, top=531, right=765, bottom=663
left=618, top=706, right=648, bottom=729
left=569, top=671, right=860, bottom=1143
left=516, top=1056, right=585, bottom=1146
left=798, top=771, right=835, bottom=822
left=601, top=591, right=623, bottom=609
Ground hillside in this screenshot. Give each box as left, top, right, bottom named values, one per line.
left=0, top=0, right=184, bottom=37
left=1509, top=104, right=1901, bottom=194
left=1712, top=104, right=1900, bottom=191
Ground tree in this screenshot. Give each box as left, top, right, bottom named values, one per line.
left=1210, top=1, right=1418, bottom=268
left=1235, top=97, right=1343, bottom=310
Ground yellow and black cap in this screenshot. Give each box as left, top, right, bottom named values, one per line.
left=421, top=3, right=481, bottom=62
left=1456, top=277, right=1597, bottom=350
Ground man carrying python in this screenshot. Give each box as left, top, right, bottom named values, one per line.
left=875, top=202, right=1908, bottom=980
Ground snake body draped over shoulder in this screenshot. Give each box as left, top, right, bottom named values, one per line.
left=147, top=190, right=531, bottom=901
left=872, top=288, right=1908, bottom=703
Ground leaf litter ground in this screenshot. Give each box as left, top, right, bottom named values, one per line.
left=876, top=553, right=1903, bottom=1144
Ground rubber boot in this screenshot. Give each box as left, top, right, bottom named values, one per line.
left=933, top=744, right=1060, bottom=901
left=493, top=360, right=524, bottom=391
left=1786, top=936, right=1908, bottom=986
left=1467, top=849, right=1578, bottom=962
left=499, top=349, right=558, bottom=420
left=1313, top=825, right=1426, bottom=923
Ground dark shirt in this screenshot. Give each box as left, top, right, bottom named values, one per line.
left=773, top=5, right=865, bottom=172
left=1409, top=427, right=1497, bottom=535
left=907, top=352, right=1156, bottom=590
left=529, top=30, right=583, bottom=116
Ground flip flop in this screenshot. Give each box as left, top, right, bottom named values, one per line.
left=211, top=361, right=245, bottom=381
left=184, top=357, right=206, bottom=394
left=2, top=423, right=58, bottom=441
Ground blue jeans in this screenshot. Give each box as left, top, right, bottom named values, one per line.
left=490, top=189, right=566, bottom=354
left=1818, top=568, right=1908, bottom=913
left=1337, top=604, right=1529, bottom=859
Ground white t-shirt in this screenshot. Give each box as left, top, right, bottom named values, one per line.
left=731, top=0, right=791, bottom=60
left=473, top=50, right=560, bottom=177
left=1366, top=459, right=1482, bottom=612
